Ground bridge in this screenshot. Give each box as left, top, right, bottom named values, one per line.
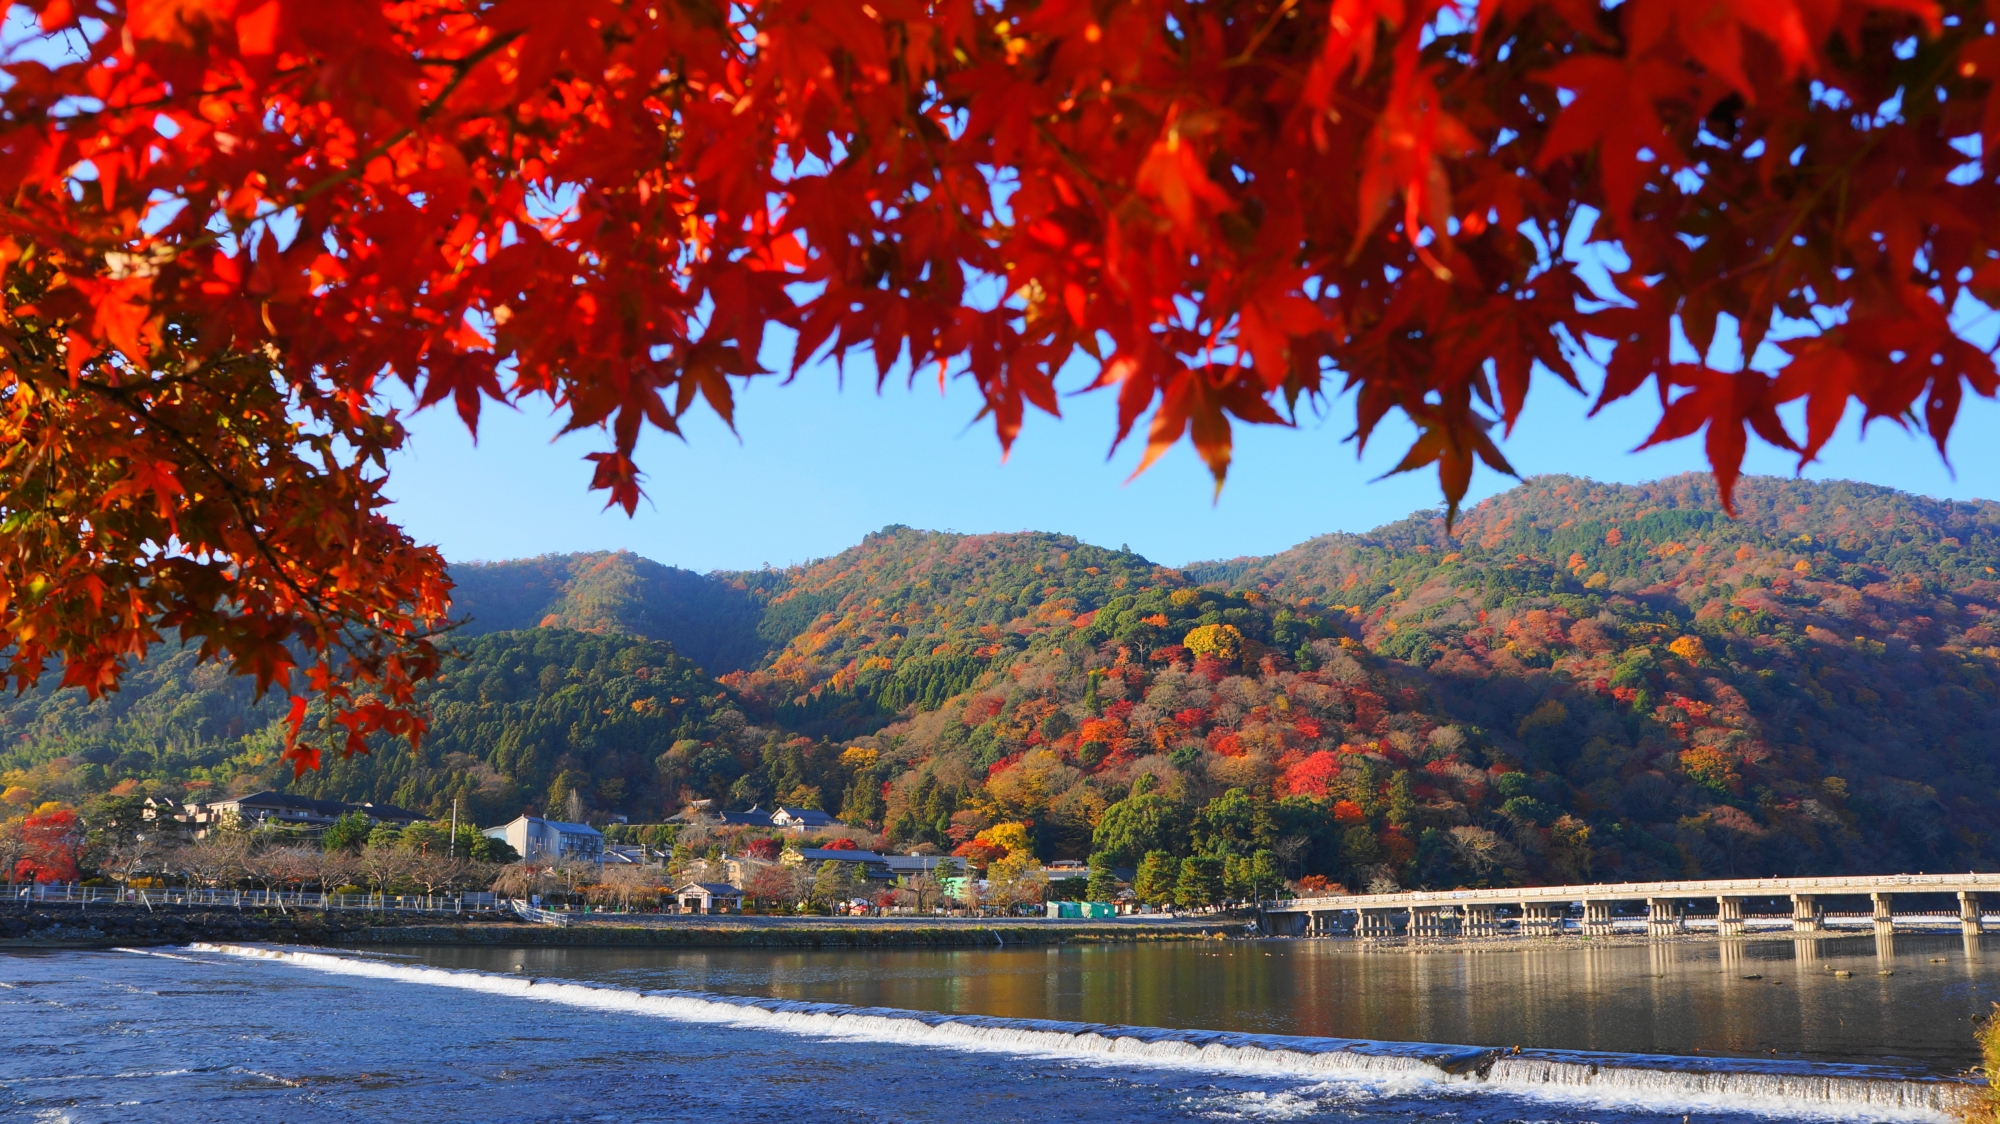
left=1260, top=873, right=2000, bottom=938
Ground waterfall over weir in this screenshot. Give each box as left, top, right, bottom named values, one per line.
left=193, top=943, right=1975, bottom=1121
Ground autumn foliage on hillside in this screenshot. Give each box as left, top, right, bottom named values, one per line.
left=6, top=475, right=1997, bottom=890
left=2, top=0, right=1998, bottom=756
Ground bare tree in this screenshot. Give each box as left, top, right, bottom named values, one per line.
left=406, top=851, right=471, bottom=904
left=102, top=834, right=159, bottom=896
left=0, top=817, right=28, bottom=897
left=1272, top=834, right=1311, bottom=880
left=492, top=863, right=559, bottom=903
left=1447, top=826, right=1527, bottom=885
left=306, top=847, right=358, bottom=906
left=587, top=865, right=659, bottom=912
left=245, top=847, right=317, bottom=910
left=355, top=843, right=414, bottom=909
left=906, top=861, right=956, bottom=915
left=176, top=833, right=251, bottom=900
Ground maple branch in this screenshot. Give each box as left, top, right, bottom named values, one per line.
left=65, top=366, right=344, bottom=632
left=1030, top=122, right=1112, bottom=202
left=130, top=29, right=531, bottom=268
left=1716, top=135, right=1880, bottom=290
left=1224, top=0, right=1303, bottom=68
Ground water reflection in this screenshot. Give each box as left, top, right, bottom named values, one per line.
left=1718, top=939, right=1744, bottom=974
left=388, top=931, right=2000, bottom=1075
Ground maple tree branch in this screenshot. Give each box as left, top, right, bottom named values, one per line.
left=1224, top=0, right=1303, bottom=67
left=141, top=29, right=530, bottom=266
left=1716, top=135, right=1880, bottom=291
left=1030, top=123, right=1112, bottom=202
left=64, top=366, right=344, bottom=632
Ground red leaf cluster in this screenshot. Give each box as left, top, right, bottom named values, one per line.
left=17, top=806, right=81, bottom=883
left=0, top=0, right=1993, bottom=764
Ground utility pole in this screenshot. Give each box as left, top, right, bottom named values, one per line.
left=450, top=799, right=459, bottom=859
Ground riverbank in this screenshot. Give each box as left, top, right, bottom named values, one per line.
left=354, top=918, right=1236, bottom=948
left=0, top=901, right=1237, bottom=950
left=0, top=901, right=407, bottom=948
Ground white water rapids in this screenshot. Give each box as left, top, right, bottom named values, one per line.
left=189, top=943, right=1976, bottom=1120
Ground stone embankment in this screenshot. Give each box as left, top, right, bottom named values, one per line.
left=0, top=901, right=440, bottom=948
left=0, top=902, right=1234, bottom=950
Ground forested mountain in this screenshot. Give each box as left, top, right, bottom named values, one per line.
left=5, top=474, right=1997, bottom=892
left=711, top=527, right=1182, bottom=736
left=449, top=552, right=777, bottom=674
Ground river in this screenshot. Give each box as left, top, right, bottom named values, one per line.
left=3, top=931, right=1995, bottom=1122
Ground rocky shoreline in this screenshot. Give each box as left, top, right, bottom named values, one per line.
left=0, top=902, right=1235, bottom=950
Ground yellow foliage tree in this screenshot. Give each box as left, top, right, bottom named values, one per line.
left=1667, top=635, right=1709, bottom=663
left=1679, top=746, right=1741, bottom=794
left=973, top=821, right=1043, bottom=899
left=973, top=821, right=1034, bottom=861
left=1183, top=623, right=1245, bottom=664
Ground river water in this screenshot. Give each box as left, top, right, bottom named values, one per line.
left=2, top=931, right=1995, bottom=1122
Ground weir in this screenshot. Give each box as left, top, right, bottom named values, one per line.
left=191, top=944, right=1978, bottom=1121
left=1265, top=872, right=2000, bottom=940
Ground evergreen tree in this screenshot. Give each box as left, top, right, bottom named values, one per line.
left=321, top=810, right=371, bottom=854
left=1090, top=793, right=1184, bottom=867
left=1250, top=850, right=1282, bottom=899
left=1134, top=851, right=1176, bottom=906
left=1174, top=856, right=1223, bottom=910
left=1086, top=852, right=1119, bottom=902
left=813, top=859, right=857, bottom=908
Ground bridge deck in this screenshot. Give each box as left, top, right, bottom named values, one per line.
left=1263, top=872, right=2000, bottom=913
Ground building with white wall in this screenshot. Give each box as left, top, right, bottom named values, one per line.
left=482, top=815, right=604, bottom=863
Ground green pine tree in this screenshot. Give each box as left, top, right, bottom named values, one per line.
left=811, top=860, right=852, bottom=907
left=321, top=810, right=371, bottom=854
left=1086, top=852, right=1119, bottom=902
left=1134, top=850, right=1176, bottom=906
left=1174, top=856, right=1223, bottom=910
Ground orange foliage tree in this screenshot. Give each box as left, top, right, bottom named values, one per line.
left=1, top=0, right=1994, bottom=770
left=16, top=805, right=82, bottom=884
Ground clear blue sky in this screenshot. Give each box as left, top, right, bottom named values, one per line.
left=383, top=350, right=2000, bottom=573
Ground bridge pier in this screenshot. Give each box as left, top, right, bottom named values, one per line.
left=1962, top=892, right=1984, bottom=936
left=1647, top=897, right=1683, bottom=937
left=1463, top=904, right=1497, bottom=937
left=1582, top=900, right=1615, bottom=936
left=1409, top=906, right=1444, bottom=938
left=1872, top=893, right=1895, bottom=934
left=1790, top=894, right=1824, bottom=933
left=1716, top=896, right=1745, bottom=936
left=1357, top=908, right=1396, bottom=939
left=1520, top=902, right=1564, bottom=937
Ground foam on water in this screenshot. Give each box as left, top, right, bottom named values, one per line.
left=191, top=942, right=1975, bottom=1121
